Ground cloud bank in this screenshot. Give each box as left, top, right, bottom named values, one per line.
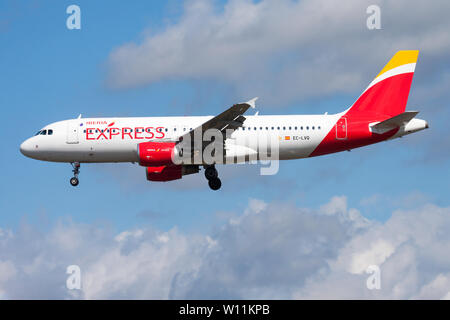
left=1, top=196, right=450, bottom=299
left=106, top=0, right=450, bottom=105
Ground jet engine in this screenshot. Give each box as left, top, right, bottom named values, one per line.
left=138, top=141, right=178, bottom=167
left=146, top=165, right=199, bottom=181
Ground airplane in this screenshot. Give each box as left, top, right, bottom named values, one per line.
left=20, top=50, right=428, bottom=190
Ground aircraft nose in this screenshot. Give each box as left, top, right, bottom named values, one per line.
left=20, top=139, right=35, bottom=157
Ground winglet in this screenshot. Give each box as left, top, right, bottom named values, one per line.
left=246, top=97, right=258, bottom=109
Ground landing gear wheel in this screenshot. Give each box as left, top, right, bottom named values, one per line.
left=208, top=177, right=222, bottom=191
left=70, top=162, right=80, bottom=187
left=70, top=177, right=79, bottom=187
left=205, top=166, right=218, bottom=180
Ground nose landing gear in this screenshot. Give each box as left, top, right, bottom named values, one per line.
left=204, top=166, right=221, bottom=190
left=70, top=162, right=80, bottom=187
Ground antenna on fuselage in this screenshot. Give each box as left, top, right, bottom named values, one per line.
left=77, top=114, right=82, bottom=119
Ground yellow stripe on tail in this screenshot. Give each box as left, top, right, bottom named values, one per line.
left=375, top=50, right=419, bottom=78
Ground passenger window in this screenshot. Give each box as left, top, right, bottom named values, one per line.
left=312, top=126, right=315, bottom=130
left=283, top=127, right=286, bottom=130
left=306, top=126, right=309, bottom=130
left=318, top=126, right=321, bottom=130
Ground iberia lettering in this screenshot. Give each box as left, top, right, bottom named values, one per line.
left=86, top=121, right=107, bottom=125
left=86, top=127, right=166, bottom=140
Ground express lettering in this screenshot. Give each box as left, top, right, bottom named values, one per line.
left=86, top=127, right=166, bottom=140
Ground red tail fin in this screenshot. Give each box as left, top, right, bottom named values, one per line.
left=347, top=50, right=419, bottom=118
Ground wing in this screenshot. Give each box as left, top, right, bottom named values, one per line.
left=177, top=97, right=258, bottom=149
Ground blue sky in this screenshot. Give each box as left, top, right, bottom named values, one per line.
left=1, top=0, right=450, bottom=299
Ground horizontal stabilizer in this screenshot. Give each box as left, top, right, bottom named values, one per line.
left=371, top=111, right=419, bottom=134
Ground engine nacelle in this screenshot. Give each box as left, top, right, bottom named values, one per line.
left=138, top=141, right=177, bottom=167
left=146, top=166, right=182, bottom=181
left=146, top=165, right=199, bottom=182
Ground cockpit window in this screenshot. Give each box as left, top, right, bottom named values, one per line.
left=35, top=129, right=53, bottom=136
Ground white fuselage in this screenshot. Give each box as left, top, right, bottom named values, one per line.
left=20, top=114, right=342, bottom=164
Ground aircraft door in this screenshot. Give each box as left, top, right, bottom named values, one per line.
left=335, top=117, right=348, bottom=140
left=66, top=120, right=80, bottom=144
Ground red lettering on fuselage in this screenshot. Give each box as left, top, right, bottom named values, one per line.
left=86, top=128, right=95, bottom=140
left=135, top=127, right=144, bottom=139
left=156, top=127, right=165, bottom=139
left=86, top=121, right=107, bottom=125
left=145, top=127, right=155, bottom=139
left=96, top=128, right=108, bottom=140
left=122, top=127, right=133, bottom=139
left=84, top=126, right=167, bottom=140
left=109, top=128, right=120, bottom=139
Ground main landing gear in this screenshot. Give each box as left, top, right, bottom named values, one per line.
left=205, top=166, right=221, bottom=191
left=70, top=162, right=80, bottom=187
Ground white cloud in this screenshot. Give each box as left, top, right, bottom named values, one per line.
left=294, top=204, right=450, bottom=299
left=0, top=261, right=16, bottom=283
left=414, top=274, right=450, bottom=300
left=1, top=196, right=450, bottom=299
left=106, top=0, right=450, bottom=105
left=442, top=291, right=450, bottom=300
left=347, top=239, right=395, bottom=274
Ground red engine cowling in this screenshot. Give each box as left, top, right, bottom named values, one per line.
left=138, top=141, right=176, bottom=167
left=146, top=166, right=182, bottom=181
